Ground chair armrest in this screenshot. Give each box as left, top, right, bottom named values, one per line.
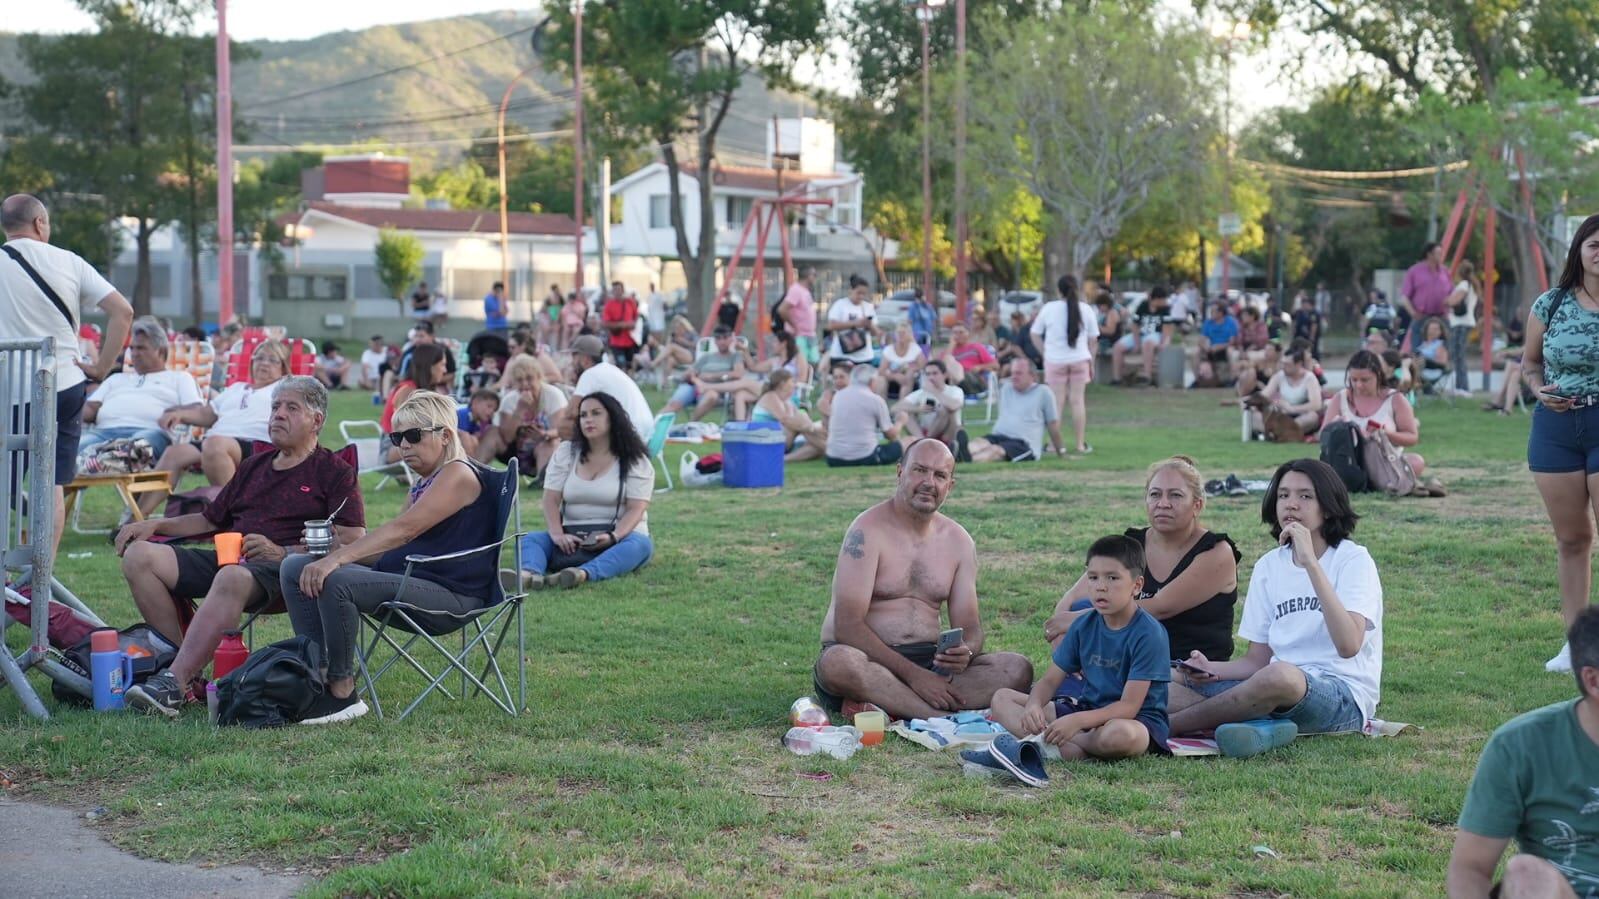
left=403, top=535, right=512, bottom=566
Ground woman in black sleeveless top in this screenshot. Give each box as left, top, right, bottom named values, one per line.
left=1045, top=456, right=1241, bottom=661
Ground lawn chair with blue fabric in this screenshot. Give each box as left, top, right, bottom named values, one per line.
left=355, top=459, right=526, bottom=721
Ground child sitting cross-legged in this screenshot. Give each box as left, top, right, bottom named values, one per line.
left=989, top=535, right=1172, bottom=760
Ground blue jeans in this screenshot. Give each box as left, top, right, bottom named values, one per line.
left=1189, top=669, right=1365, bottom=734
left=519, top=531, right=653, bottom=582
left=80, top=424, right=172, bottom=458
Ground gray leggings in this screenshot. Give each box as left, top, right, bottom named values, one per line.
left=281, top=553, right=484, bottom=680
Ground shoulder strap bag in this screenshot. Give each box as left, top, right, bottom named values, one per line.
left=548, top=463, right=627, bottom=572
left=2, top=244, right=76, bottom=328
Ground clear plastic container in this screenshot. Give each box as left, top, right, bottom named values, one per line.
left=789, top=696, right=829, bottom=727
left=784, top=725, right=860, bottom=760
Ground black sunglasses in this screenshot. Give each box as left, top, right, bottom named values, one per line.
left=388, top=426, right=444, bottom=447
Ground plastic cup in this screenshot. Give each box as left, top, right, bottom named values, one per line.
left=214, top=532, right=244, bottom=565
left=854, top=711, right=886, bottom=746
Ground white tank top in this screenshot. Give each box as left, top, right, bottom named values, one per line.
left=1278, top=372, right=1314, bottom=408
left=1337, top=389, right=1398, bottom=431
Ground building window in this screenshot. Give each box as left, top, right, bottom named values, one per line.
left=724, top=195, right=754, bottom=228
left=649, top=195, right=672, bottom=229
left=267, top=272, right=348, bottom=301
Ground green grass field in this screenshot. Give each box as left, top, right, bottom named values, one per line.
left=0, top=384, right=1571, bottom=896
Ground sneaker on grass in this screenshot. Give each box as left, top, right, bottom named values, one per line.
left=298, top=691, right=368, bottom=726
left=125, top=670, right=185, bottom=719
left=1547, top=643, right=1573, bottom=673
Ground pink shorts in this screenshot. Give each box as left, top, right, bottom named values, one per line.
left=1045, top=360, right=1092, bottom=388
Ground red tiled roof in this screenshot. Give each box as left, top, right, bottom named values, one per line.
left=302, top=201, right=579, bottom=236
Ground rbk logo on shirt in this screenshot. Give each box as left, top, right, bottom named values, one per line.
left=1274, top=595, right=1322, bottom=620
left=1086, top=653, right=1125, bottom=673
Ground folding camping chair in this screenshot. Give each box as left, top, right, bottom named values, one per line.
left=340, top=420, right=415, bottom=491
left=354, top=459, right=527, bottom=721
left=648, top=412, right=675, bottom=492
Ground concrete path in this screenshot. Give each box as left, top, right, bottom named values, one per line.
left=0, top=797, right=310, bottom=899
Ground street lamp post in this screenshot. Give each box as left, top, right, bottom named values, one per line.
left=573, top=0, right=585, bottom=293
left=498, top=64, right=541, bottom=311
left=1211, top=20, right=1249, bottom=303
left=953, top=0, right=967, bottom=324
left=215, top=0, right=234, bottom=326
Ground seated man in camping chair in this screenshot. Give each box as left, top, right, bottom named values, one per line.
left=120, top=376, right=365, bottom=718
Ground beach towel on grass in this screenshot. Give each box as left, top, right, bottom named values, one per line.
left=1169, top=719, right=1422, bottom=757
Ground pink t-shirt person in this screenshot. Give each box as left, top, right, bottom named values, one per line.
left=951, top=341, right=996, bottom=371
left=780, top=282, right=816, bottom=338
left=1402, top=261, right=1453, bottom=317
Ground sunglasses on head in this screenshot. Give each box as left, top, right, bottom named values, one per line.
left=388, top=426, right=444, bottom=447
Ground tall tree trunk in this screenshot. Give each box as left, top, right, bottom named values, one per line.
left=134, top=218, right=154, bottom=317
left=694, top=148, right=718, bottom=331
left=660, top=143, right=706, bottom=324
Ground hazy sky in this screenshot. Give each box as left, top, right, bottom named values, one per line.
left=14, top=0, right=1322, bottom=120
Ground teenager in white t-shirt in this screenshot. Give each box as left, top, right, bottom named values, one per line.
left=891, top=359, right=964, bottom=446
left=1168, top=458, right=1383, bottom=756
left=358, top=335, right=388, bottom=390
left=825, top=277, right=881, bottom=364
left=81, top=321, right=202, bottom=457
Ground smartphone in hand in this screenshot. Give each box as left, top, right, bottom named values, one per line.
left=932, top=627, right=964, bottom=676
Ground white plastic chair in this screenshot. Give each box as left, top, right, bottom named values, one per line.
left=340, top=420, right=415, bottom=491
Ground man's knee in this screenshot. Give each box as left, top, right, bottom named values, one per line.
left=205, top=564, right=260, bottom=610
left=122, top=540, right=170, bottom=581
left=982, top=651, right=1034, bottom=689
left=815, top=643, right=869, bottom=690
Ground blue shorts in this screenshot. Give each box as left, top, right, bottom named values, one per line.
left=1527, top=403, right=1599, bottom=474
left=12, top=382, right=86, bottom=486
left=1189, top=669, right=1364, bottom=735
left=669, top=382, right=699, bottom=408
left=1051, top=688, right=1172, bottom=755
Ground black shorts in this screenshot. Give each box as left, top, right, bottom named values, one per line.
left=813, top=640, right=938, bottom=715
left=986, top=433, right=1035, bottom=461
left=825, top=442, right=905, bottom=467
left=12, top=382, right=87, bottom=486
left=170, top=546, right=285, bottom=621
left=192, top=436, right=260, bottom=461
left=1203, top=347, right=1230, bottom=364
left=610, top=345, right=638, bottom=367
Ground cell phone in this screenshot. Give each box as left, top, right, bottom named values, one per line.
left=1541, top=385, right=1567, bottom=398
left=579, top=532, right=603, bottom=548
left=924, top=397, right=939, bottom=409
left=1172, top=658, right=1210, bottom=676
left=936, top=627, right=964, bottom=654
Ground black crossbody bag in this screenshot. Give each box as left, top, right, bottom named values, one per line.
left=2, top=244, right=77, bottom=329
left=548, top=472, right=626, bottom=572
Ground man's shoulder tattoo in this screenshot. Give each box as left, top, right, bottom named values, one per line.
left=843, top=527, right=867, bottom=560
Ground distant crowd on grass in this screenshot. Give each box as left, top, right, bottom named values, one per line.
left=5, top=190, right=1599, bottom=896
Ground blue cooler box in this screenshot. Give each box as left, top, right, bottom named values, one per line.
left=722, top=421, right=786, bottom=488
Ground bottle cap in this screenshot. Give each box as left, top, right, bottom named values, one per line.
left=206, top=683, right=218, bottom=695
left=90, top=629, right=119, bottom=653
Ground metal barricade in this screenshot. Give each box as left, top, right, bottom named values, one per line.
left=0, top=336, right=102, bottom=719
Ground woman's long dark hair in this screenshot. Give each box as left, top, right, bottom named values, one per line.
left=572, top=391, right=649, bottom=473
left=1058, top=274, right=1084, bottom=347
left=405, top=343, right=447, bottom=391
left=1557, top=214, right=1599, bottom=292
left=1261, top=458, right=1360, bottom=547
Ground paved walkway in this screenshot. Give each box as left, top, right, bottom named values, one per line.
left=0, top=797, right=309, bottom=899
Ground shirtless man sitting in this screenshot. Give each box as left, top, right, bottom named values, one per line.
left=812, top=439, right=1033, bottom=720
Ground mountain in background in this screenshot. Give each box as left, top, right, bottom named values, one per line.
left=1, top=10, right=820, bottom=172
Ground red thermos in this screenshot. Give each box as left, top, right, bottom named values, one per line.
left=213, top=631, right=249, bottom=680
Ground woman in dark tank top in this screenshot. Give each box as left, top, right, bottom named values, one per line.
left=1045, top=456, right=1241, bottom=661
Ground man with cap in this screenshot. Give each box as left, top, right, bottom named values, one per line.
left=663, top=324, right=760, bottom=422
left=562, top=335, right=655, bottom=442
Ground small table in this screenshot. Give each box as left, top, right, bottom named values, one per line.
left=61, top=471, right=174, bottom=534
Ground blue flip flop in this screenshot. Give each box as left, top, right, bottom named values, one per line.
left=1215, top=719, right=1299, bottom=758
left=958, top=747, right=1010, bottom=778
left=986, top=734, right=1048, bottom=787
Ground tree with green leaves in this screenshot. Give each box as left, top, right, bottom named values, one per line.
left=234, top=151, right=323, bottom=272
left=541, top=0, right=827, bottom=322
left=962, top=6, right=1215, bottom=286
left=374, top=228, right=424, bottom=306
left=5, top=0, right=229, bottom=316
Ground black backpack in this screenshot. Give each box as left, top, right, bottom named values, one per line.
left=49, top=624, right=178, bottom=707
left=1319, top=421, right=1369, bottom=494
left=215, top=635, right=326, bottom=728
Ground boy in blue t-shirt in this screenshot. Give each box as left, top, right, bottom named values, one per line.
left=990, top=535, right=1172, bottom=758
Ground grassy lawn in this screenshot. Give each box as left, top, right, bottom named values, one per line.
left=0, top=384, right=1570, bottom=896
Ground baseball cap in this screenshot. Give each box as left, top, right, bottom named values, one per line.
left=570, top=335, right=607, bottom=359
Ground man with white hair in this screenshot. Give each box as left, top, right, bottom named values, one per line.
left=79, top=317, right=201, bottom=459
left=825, top=364, right=907, bottom=467
left=120, top=376, right=365, bottom=717
left=0, top=193, right=135, bottom=551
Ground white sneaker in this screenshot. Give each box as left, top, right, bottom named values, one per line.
left=1547, top=643, right=1573, bottom=673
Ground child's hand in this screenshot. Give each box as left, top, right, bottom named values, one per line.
left=1020, top=702, right=1051, bottom=736
left=1044, top=714, right=1084, bottom=748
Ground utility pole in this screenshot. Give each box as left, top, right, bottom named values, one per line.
left=215, top=0, right=234, bottom=326
left=954, top=0, right=968, bottom=323
left=1211, top=21, right=1249, bottom=302
left=572, top=0, right=585, bottom=293
left=497, top=64, right=539, bottom=310
left=915, top=3, right=935, bottom=310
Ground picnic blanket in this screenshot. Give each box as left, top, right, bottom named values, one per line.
left=1168, top=719, right=1422, bottom=757
left=889, top=711, right=1007, bottom=750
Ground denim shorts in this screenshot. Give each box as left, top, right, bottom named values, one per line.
left=1190, top=669, right=1364, bottom=735
left=1527, top=403, right=1599, bottom=474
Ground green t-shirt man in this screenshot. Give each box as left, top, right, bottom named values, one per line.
left=1457, top=699, right=1599, bottom=895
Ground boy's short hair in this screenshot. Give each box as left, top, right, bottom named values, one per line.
left=1571, top=607, right=1599, bottom=696
left=470, top=388, right=501, bottom=406
left=1085, top=535, right=1145, bottom=580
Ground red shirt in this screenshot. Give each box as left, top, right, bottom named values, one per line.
left=602, top=297, right=640, bottom=349
left=203, top=446, right=365, bottom=546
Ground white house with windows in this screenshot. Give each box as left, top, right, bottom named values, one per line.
left=609, top=117, right=894, bottom=301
